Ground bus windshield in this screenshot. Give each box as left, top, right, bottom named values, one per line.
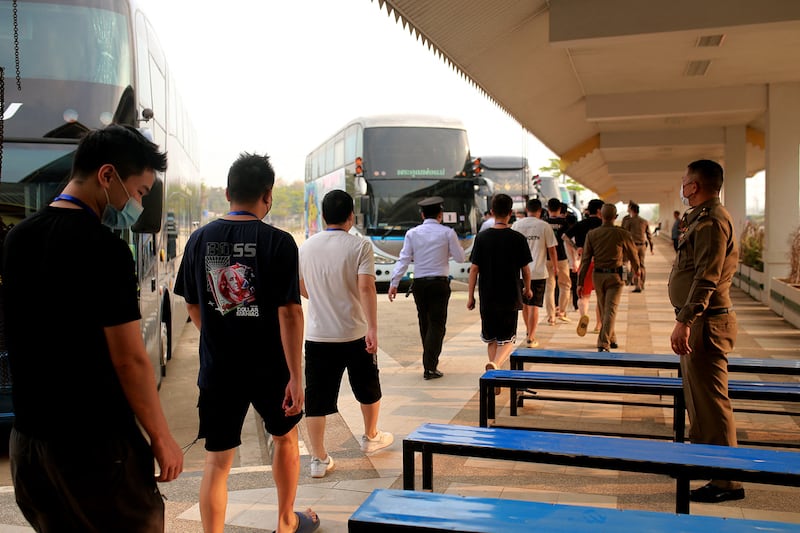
left=0, top=1, right=131, bottom=86
left=363, top=127, right=469, bottom=180
left=0, top=143, right=77, bottom=224
left=485, top=169, right=528, bottom=195
left=368, top=178, right=476, bottom=238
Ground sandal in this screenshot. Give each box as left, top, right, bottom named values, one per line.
left=273, top=509, right=320, bottom=533
left=576, top=315, right=589, bottom=337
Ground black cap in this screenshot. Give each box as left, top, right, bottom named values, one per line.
left=418, top=196, right=444, bottom=207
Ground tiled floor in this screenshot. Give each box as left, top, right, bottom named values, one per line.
left=170, top=240, right=800, bottom=531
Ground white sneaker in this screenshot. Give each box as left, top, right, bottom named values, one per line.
left=309, top=455, right=334, bottom=478
left=361, top=430, right=394, bottom=454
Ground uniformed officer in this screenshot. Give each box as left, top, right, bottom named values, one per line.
left=669, top=159, right=743, bottom=503
left=577, top=204, right=640, bottom=352
left=621, top=201, right=653, bottom=292
left=389, top=196, right=466, bottom=380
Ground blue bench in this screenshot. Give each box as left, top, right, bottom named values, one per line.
left=511, top=348, right=800, bottom=376
left=349, top=489, right=800, bottom=532
left=479, top=369, right=800, bottom=446
left=402, top=423, right=800, bottom=514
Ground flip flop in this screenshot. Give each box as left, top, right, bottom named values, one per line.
left=576, top=315, right=589, bottom=337
left=273, top=510, right=320, bottom=533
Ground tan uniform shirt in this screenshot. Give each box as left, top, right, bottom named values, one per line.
left=578, top=223, right=640, bottom=287
left=668, top=198, right=738, bottom=325
left=621, top=214, right=652, bottom=248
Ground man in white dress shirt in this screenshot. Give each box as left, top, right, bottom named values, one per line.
left=388, top=196, right=466, bottom=380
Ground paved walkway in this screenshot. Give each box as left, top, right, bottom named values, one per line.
left=2, top=238, right=799, bottom=532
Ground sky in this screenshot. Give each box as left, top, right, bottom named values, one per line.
left=138, top=0, right=556, bottom=188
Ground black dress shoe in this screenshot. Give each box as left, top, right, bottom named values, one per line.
left=689, top=482, right=745, bottom=503
left=424, top=370, right=444, bottom=380
left=597, top=347, right=610, bottom=352
left=610, top=342, right=618, bottom=349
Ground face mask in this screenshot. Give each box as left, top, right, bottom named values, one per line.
left=679, top=182, right=692, bottom=206
left=102, top=171, right=145, bottom=229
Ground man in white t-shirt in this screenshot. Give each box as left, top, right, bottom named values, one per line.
left=511, top=198, right=558, bottom=347
left=299, top=190, right=393, bottom=479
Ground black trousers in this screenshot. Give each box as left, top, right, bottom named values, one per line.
left=411, top=278, right=451, bottom=372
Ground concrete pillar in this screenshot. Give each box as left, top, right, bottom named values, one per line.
left=724, top=126, right=747, bottom=238
left=764, top=82, right=800, bottom=298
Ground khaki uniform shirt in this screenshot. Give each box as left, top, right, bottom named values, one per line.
left=668, top=198, right=738, bottom=325
left=578, top=223, right=640, bottom=287
left=621, top=214, right=652, bottom=248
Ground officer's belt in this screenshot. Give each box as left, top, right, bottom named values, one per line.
left=673, top=307, right=733, bottom=317
left=594, top=267, right=623, bottom=274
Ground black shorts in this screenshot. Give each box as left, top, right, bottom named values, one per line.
left=521, top=278, right=547, bottom=307
left=304, top=338, right=382, bottom=417
left=480, top=307, right=519, bottom=345
left=198, top=379, right=303, bottom=452
left=10, top=427, right=164, bottom=533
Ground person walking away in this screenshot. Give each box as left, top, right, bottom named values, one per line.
left=621, top=201, right=653, bottom=292
left=565, top=198, right=604, bottom=336
left=511, top=198, right=557, bottom=348
left=1, top=125, right=183, bottom=532
left=299, top=190, right=393, bottom=479
left=669, top=159, right=743, bottom=503
left=577, top=204, right=640, bottom=352
left=544, top=198, right=572, bottom=324
left=467, top=194, right=533, bottom=374
left=388, top=196, right=466, bottom=380
left=671, top=210, right=682, bottom=251
left=174, top=153, right=319, bottom=533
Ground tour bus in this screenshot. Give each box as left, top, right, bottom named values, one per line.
left=304, top=114, right=480, bottom=286
left=0, top=0, right=202, bottom=414
left=476, top=155, right=531, bottom=212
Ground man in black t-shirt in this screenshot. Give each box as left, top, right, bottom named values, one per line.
left=175, top=153, right=319, bottom=533
left=468, top=194, right=532, bottom=372
left=565, top=198, right=604, bottom=336
left=1, top=125, right=183, bottom=532
left=545, top=198, right=572, bottom=324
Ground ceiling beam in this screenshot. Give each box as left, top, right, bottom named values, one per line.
left=549, top=0, right=800, bottom=45
left=600, top=128, right=725, bottom=149
left=608, top=159, right=689, bottom=175
left=586, top=86, right=767, bottom=122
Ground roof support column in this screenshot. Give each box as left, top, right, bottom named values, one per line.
left=723, top=126, right=747, bottom=240
left=764, top=82, right=800, bottom=300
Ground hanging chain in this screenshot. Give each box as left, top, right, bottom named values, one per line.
left=1, top=0, right=22, bottom=179
left=13, top=0, right=20, bottom=91
left=1, top=67, right=5, bottom=178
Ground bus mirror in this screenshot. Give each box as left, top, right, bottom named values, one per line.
left=140, top=108, right=154, bottom=123
left=360, top=195, right=371, bottom=215
left=132, top=177, right=164, bottom=234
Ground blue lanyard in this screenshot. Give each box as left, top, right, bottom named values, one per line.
left=325, top=228, right=346, bottom=231
left=227, top=210, right=259, bottom=218
left=53, top=194, right=99, bottom=219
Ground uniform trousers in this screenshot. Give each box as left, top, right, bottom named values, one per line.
left=680, top=313, right=741, bottom=488
left=411, top=278, right=451, bottom=372
left=593, top=272, right=623, bottom=349
left=635, top=244, right=648, bottom=289
left=546, top=259, right=572, bottom=319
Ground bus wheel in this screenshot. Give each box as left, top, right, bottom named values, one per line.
left=160, top=322, right=168, bottom=378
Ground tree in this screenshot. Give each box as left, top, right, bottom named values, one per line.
left=539, top=158, right=585, bottom=192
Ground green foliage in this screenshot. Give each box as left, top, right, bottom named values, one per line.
left=539, top=158, right=562, bottom=178
left=269, top=180, right=304, bottom=219
left=740, top=220, right=764, bottom=272
left=539, top=158, right=585, bottom=192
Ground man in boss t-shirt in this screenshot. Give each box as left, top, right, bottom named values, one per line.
left=175, top=153, right=319, bottom=533
left=299, top=190, right=393, bottom=480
